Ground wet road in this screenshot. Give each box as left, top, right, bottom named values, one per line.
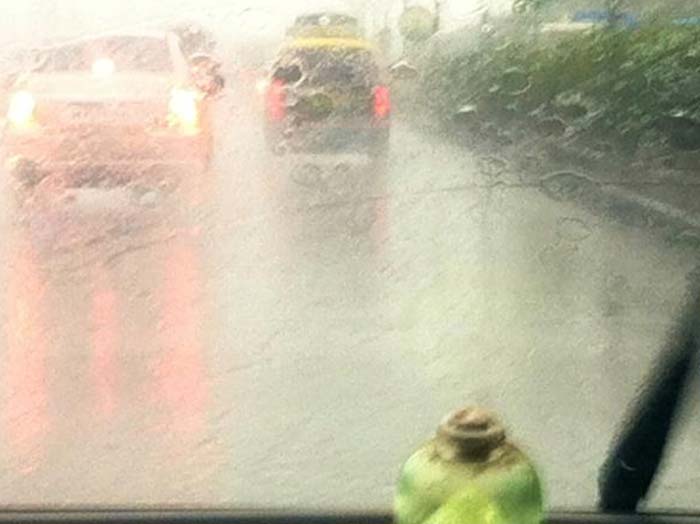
left=0, top=88, right=698, bottom=511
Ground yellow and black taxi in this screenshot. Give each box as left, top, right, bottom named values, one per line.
left=287, top=11, right=363, bottom=39
left=263, top=36, right=390, bottom=160
left=2, top=30, right=221, bottom=200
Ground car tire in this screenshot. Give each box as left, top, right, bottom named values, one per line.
left=264, top=124, right=287, bottom=156
left=6, top=182, right=30, bottom=213
left=179, top=152, right=213, bottom=207
left=199, top=131, right=214, bottom=171
left=5, top=158, right=41, bottom=211
left=369, top=137, right=390, bottom=173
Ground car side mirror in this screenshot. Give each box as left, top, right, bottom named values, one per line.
left=189, top=54, right=224, bottom=95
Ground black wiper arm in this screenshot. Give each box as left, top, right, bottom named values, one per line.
left=598, top=277, right=700, bottom=512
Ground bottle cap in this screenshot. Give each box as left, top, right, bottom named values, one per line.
left=436, top=406, right=506, bottom=460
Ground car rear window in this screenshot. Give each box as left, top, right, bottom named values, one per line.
left=278, top=47, right=378, bottom=87
left=294, top=14, right=358, bottom=27
left=33, top=36, right=173, bottom=73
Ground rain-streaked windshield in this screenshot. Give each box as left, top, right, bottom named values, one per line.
left=0, top=0, right=699, bottom=516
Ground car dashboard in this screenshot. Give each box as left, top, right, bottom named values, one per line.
left=0, top=510, right=697, bottom=524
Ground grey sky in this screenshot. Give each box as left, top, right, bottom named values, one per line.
left=3, top=0, right=514, bottom=46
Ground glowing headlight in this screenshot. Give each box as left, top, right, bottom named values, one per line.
left=7, top=91, right=36, bottom=127
left=168, top=88, right=199, bottom=131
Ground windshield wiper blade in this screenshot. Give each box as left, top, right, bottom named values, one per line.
left=598, top=277, right=700, bottom=512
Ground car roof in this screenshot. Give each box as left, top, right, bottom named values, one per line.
left=293, top=11, right=359, bottom=22
left=293, top=5, right=356, bottom=18
left=35, top=30, right=170, bottom=51
left=284, top=37, right=373, bottom=51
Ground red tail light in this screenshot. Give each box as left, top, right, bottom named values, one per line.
left=373, top=85, right=391, bottom=120
left=266, top=79, right=287, bottom=122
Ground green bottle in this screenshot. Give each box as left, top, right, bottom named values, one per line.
left=395, top=407, right=543, bottom=524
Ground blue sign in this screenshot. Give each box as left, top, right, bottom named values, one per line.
left=572, top=9, right=639, bottom=28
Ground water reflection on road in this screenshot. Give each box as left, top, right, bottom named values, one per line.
left=4, top=232, right=50, bottom=475
left=0, top=196, right=221, bottom=499
left=0, top=148, right=391, bottom=503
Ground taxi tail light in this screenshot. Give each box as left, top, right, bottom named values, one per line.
left=373, top=85, right=391, bottom=120
left=7, top=91, right=36, bottom=127
left=266, top=79, right=287, bottom=122
left=169, top=89, right=200, bottom=131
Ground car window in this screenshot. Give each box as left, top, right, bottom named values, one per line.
left=33, top=36, right=173, bottom=73
left=295, top=14, right=359, bottom=27
left=288, top=48, right=378, bottom=86
left=1, top=0, right=700, bottom=517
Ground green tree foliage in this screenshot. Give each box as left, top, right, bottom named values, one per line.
left=512, top=0, right=554, bottom=14
left=399, top=6, right=437, bottom=43
left=418, top=21, right=700, bottom=156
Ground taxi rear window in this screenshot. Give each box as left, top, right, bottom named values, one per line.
left=281, top=48, right=378, bottom=87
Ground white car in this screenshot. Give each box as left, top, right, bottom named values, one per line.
left=3, top=31, right=219, bottom=198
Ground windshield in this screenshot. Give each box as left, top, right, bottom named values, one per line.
left=0, top=0, right=699, bottom=516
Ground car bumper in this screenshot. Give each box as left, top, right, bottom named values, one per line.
left=265, top=122, right=390, bottom=154
left=3, top=128, right=209, bottom=182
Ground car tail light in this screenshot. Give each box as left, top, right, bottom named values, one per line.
left=266, top=79, right=286, bottom=122
left=373, top=85, right=391, bottom=120
left=168, top=88, right=200, bottom=133
left=7, top=91, right=36, bottom=128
